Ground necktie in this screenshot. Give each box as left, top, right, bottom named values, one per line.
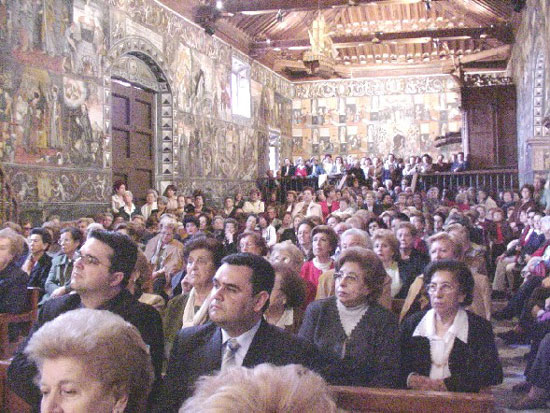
left=221, top=338, right=240, bottom=370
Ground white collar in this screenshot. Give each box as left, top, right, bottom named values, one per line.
left=413, top=308, right=469, bottom=344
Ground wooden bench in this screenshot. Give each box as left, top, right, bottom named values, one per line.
left=330, top=386, right=495, bottom=413
left=0, top=287, right=41, bottom=359
left=0, top=360, right=32, bottom=413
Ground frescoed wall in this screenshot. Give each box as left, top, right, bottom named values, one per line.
left=291, top=76, right=462, bottom=161
left=508, top=0, right=550, bottom=184
left=0, top=0, right=293, bottom=221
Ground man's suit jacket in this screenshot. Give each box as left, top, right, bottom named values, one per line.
left=400, top=309, right=503, bottom=392
left=155, top=319, right=329, bottom=412
left=144, top=234, right=184, bottom=278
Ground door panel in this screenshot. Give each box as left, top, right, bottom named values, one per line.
left=112, top=80, right=155, bottom=205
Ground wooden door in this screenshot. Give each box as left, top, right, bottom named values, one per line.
left=112, top=80, right=155, bottom=204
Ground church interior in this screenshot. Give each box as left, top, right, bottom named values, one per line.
left=1, top=0, right=550, bottom=412
left=0, top=0, right=547, bottom=219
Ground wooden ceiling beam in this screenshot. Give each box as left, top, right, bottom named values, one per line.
left=215, top=0, right=446, bottom=15
left=251, top=25, right=512, bottom=52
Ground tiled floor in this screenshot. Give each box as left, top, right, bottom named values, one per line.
left=493, top=317, right=550, bottom=412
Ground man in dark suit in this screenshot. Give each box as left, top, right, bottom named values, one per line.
left=155, top=253, right=329, bottom=413
left=8, top=230, right=164, bottom=410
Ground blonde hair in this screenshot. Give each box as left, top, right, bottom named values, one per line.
left=0, top=228, right=25, bottom=257
left=371, top=229, right=400, bottom=261
left=25, top=309, right=154, bottom=413
left=179, top=364, right=337, bottom=413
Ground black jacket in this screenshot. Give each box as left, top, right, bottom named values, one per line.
left=155, top=319, right=331, bottom=412
left=400, top=309, right=503, bottom=392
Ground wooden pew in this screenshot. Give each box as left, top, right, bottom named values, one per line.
left=330, top=386, right=495, bottom=413
left=0, top=360, right=32, bottom=413
left=0, top=287, right=41, bottom=359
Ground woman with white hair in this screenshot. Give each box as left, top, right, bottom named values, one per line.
left=25, top=308, right=154, bottom=413
left=0, top=228, right=28, bottom=321
left=180, top=363, right=337, bottom=413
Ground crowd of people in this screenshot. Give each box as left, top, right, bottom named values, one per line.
left=279, top=151, right=470, bottom=182
left=1, top=162, right=550, bottom=411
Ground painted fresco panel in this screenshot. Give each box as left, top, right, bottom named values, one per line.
left=292, top=79, right=461, bottom=159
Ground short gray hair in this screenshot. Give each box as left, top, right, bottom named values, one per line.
left=341, top=228, right=372, bottom=249
left=180, top=363, right=337, bottom=413
left=25, top=308, right=154, bottom=413
left=0, top=228, right=25, bottom=257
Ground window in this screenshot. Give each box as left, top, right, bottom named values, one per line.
left=231, top=57, right=251, bottom=118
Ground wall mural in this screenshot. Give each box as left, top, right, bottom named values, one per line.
left=1, top=0, right=293, bottom=217
left=292, top=76, right=462, bottom=160
left=508, top=0, right=550, bottom=184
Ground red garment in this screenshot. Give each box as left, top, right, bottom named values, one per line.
left=295, top=166, right=307, bottom=178
left=300, top=260, right=334, bottom=306
left=320, top=200, right=340, bottom=220
left=495, top=223, right=504, bottom=244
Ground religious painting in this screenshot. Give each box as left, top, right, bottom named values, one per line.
left=6, top=0, right=71, bottom=73
left=167, top=40, right=193, bottom=113
left=216, top=64, right=232, bottom=121
left=62, top=76, right=104, bottom=167
left=70, top=0, right=109, bottom=78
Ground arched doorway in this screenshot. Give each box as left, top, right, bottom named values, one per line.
left=105, top=38, right=174, bottom=204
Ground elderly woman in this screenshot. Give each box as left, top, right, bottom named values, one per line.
left=163, top=236, right=223, bottom=356
left=300, top=225, right=338, bottom=305
left=0, top=228, right=28, bottom=320
left=238, top=231, right=269, bottom=257
left=180, top=364, right=337, bottom=413
left=265, top=263, right=307, bottom=334
left=400, top=260, right=502, bottom=393
left=299, top=247, right=400, bottom=387
left=400, top=232, right=492, bottom=322
left=296, top=218, right=315, bottom=261
left=25, top=308, right=154, bottom=413
left=141, top=189, right=158, bottom=221
left=269, top=241, right=304, bottom=274
left=118, top=190, right=138, bottom=221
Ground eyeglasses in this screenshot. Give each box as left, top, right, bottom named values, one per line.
left=74, top=251, right=110, bottom=268
left=425, top=282, right=456, bottom=295
left=333, top=271, right=361, bottom=283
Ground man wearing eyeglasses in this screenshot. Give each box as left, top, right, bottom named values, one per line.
left=8, top=229, right=164, bottom=410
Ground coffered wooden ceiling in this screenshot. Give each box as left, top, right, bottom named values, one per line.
left=160, top=0, right=521, bottom=80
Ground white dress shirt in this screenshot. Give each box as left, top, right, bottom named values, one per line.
left=221, top=320, right=262, bottom=367
left=412, top=308, right=469, bottom=380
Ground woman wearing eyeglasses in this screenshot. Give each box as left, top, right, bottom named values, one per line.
left=400, top=260, right=502, bottom=393
left=299, top=247, right=400, bottom=388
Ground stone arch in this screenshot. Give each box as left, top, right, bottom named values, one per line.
left=103, top=36, right=176, bottom=189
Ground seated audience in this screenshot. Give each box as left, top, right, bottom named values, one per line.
left=155, top=253, right=329, bottom=412
left=300, top=247, right=400, bottom=387
left=25, top=308, right=154, bottom=413
left=265, top=263, right=307, bottom=333
left=400, top=260, right=502, bottom=392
